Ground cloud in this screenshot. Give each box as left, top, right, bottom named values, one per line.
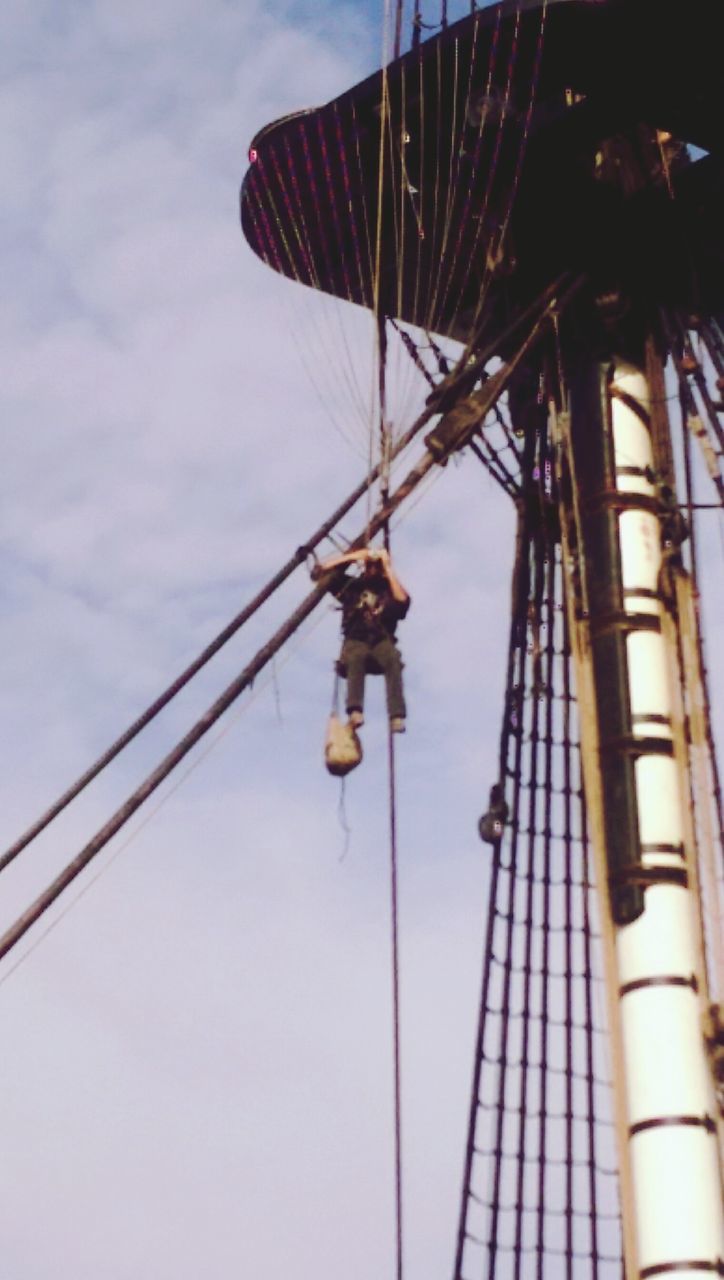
left=0, top=3, right=516, bottom=1277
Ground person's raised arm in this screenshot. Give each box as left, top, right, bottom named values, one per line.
left=377, top=548, right=409, bottom=605
left=310, top=549, right=368, bottom=581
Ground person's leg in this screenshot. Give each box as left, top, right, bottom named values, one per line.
left=371, top=638, right=406, bottom=720
left=341, top=639, right=369, bottom=715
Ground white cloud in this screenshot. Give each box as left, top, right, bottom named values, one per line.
left=0, top=3, right=513, bottom=1277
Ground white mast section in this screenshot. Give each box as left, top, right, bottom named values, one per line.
left=610, top=361, right=723, bottom=1277
left=566, top=357, right=724, bottom=1278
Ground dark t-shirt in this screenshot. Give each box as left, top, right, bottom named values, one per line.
left=330, top=570, right=410, bottom=644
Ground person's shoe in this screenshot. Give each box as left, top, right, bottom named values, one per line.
left=348, top=710, right=364, bottom=729
left=390, top=717, right=406, bottom=734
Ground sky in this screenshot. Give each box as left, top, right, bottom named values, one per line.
left=0, top=3, right=522, bottom=1278
left=1, top=3, right=722, bottom=1279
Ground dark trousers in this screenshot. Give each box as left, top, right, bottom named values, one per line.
left=341, top=637, right=406, bottom=720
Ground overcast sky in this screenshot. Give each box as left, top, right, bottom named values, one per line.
left=0, top=3, right=525, bottom=1278
left=1, top=3, right=722, bottom=1279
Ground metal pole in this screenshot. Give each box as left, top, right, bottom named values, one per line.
left=564, top=350, right=724, bottom=1277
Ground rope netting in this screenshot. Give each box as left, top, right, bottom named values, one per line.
left=454, top=412, right=623, bottom=1280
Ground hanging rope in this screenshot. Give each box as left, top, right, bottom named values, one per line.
left=378, top=312, right=393, bottom=551
left=387, top=726, right=404, bottom=1280
left=377, top=310, right=405, bottom=1280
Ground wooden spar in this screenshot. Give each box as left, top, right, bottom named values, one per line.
left=560, top=351, right=724, bottom=1277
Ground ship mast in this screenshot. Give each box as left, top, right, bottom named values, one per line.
left=238, top=1, right=724, bottom=1271
left=562, top=338, right=724, bottom=1277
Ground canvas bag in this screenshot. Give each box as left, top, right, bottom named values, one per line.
left=324, top=712, right=362, bottom=776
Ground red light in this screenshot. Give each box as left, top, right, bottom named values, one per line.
left=248, top=147, right=258, bottom=164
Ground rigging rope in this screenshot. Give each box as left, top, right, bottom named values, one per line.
left=0, top=603, right=333, bottom=988
left=387, top=727, right=405, bottom=1280
left=0, top=282, right=580, bottom=994
left=3, top=352, right=514, bottom=966
left=0, top=389, right=457, bottom=876
left=454, top=383, right=624, bottom=1280
left=247, top=0, right=539, bottom=347
left=377, top=312, right=393, bottom=549
left=1, top=283, right=567, bottom=881
left=374, top=312, right=404, bottom=1279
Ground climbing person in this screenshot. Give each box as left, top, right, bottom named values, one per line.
left=311, top=546, right=410, bottom=733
